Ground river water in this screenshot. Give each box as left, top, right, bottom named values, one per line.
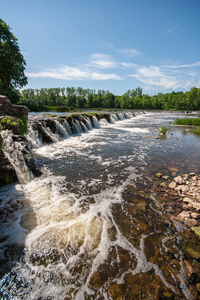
left=0, top=111, right=200, bottom=299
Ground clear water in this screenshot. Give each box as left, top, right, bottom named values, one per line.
left=0, top=112, right=200, bottom=299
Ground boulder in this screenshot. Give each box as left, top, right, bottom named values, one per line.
left=0, top=95, right=28, bottom=120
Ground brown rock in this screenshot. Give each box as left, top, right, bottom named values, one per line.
left=169, top=181, right=176, bottom=189
left=183, top=174, right=189, bottom=180
left=183, top=260, right=195, bottom=282
left=192, top=202, right=200, bottom=212
left=196, top=283, right=200, bottom=292
left=0, top=95, right=28, bottom=119
left=177, top=211, right=190, bottom=222
left=183, top=197, right=192, bottom=203
left=168, top=167, right=179, bottom=172
left=191, top=212, right=200, bottom=220
left=185, top=218, right=197, bottom=227
left=174, top=176, right=183, bottom=184
left=190, top=173, right=196, bottom=176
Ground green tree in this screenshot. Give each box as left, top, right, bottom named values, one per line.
left=0, top=18, right=28, bottom=102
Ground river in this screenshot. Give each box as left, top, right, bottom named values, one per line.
left=0, top=111, right=199, bottom=299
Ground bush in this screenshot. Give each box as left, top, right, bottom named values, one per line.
left=174, top=118, right=200, bottom=126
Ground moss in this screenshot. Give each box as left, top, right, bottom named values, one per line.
left=0, top=116, right=27, bottom=135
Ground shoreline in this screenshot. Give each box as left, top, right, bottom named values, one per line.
left=153, top=171, right=200, bottom=237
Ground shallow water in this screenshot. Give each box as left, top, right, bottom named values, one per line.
left=0, top=112, right=200, bottom=299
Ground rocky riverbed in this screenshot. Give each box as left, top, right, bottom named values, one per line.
left=153, top=172, right=200, bottom=238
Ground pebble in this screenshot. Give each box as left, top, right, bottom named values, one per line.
left=162, top=172, right=200, bottom=232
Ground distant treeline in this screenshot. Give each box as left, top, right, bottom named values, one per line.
left=20, top=86, right=200, bottom=111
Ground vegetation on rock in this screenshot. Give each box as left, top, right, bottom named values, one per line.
left=0, top=116, right=27, bottom=135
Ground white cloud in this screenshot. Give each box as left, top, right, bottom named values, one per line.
left=164, top=61, right=200, bottom=69
left=26, top=64, right=121, bottom=81
left=165, top=24, right=179, bottom=34
left=88, top=53, right=117, bottom=69
left=116, top=48, right=141, bottom=57
left=128, top=66, right=181, bottom=90
left=121, top=62, right=138, bottom=68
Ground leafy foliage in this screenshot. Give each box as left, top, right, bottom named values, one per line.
left=0, top=18, right=28, bottom=103
left=20, top=86, right=200, bottom=111
left=173, top=118, right=200, bottom=126
left=159, top=126, right=169, bottom=134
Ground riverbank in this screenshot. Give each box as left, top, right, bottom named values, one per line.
left=153, top=172, right=200, bottom=237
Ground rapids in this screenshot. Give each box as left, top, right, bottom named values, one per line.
left=0, top=111, right=200, bottom=299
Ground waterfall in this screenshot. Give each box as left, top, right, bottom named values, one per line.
left=110, top=114, right=118, bottom=123
left=92, top=116, right=100, bottom=128
left=71, top=119, right=83, bottom=134
left=26, top=124, right=43, bottom=149
left=80, top=121, right=88, bottom=132
left=1, top=131, right=34, bottom=184
left=26, top=112, right=143, bottom=150
left=84, top=116, right=93, bottom=130
left=62, top=120, right=72, bottom=135
left=54, top=120, right=70, bottom=139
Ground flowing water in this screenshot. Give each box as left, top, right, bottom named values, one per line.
left=0, top=111, right=200, bottom=299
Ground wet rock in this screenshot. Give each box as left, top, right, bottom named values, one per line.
left=168, top=167, right=179, bottom=172
left=191, top=226, right=200, bottom=238
left=183, top=174, right=189, bottom=180
left=171, top=172, right=177, bottom=176
left=196, top=283, right=200, bottom=292
left=174, top=176, right=183, bottom=185
left=183, top=197, right=192, bottom=204
left=169, top=182, right=176, bottom=189
left=191, top=212, right=200, bottom=220
left=192, top=202, right=200, bottom=212
left=184, top=245, right=200, bottom=259
left=156, top=173, right=162, bottom=178
left=177, top=211, right=190, bottom=222
left=183, top=260, right=196, bottom=284
left=185, top=218, right=197, bottom=227
left=108, top=284, right=123, bottom=299
left=190, top=173, right=196, bottom=177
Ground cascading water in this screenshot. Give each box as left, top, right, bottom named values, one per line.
left=54, top=120, right=70, bottom=139
left=1, top=131, right=34, bottom=184
left=84, top=116, right=93, bottom=130
left=92, top=116, right=100, bottom=128
left=0, top=111, right=199, bottom=299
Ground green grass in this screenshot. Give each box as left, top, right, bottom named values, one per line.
left=173, top=118, right=200, bottom=126
left=159, top=126, right=169, bottom=134
left=174, top=117, right=200, bottom=136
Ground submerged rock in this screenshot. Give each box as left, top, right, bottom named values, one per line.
left=191, top=226, right=200, bottom=237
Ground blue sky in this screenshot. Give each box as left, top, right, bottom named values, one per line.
left=1, top=0, right=200, bottom=95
